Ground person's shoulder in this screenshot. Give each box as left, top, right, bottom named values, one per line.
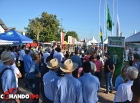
left=2, top=69, right=13, bottom=77
left=92, top=75, right=100, bottom=82
left=118, top=82, right=129, bottom=90
left=74, top=78, right=81, bottom=85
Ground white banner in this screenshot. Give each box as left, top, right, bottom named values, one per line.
left=68, top=36, right=72, bottom=44
left=108, top=37, right=125, bottom=48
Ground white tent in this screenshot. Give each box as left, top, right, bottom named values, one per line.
left=90, top=36, right=98, bottom=44
left=104, top=38, right=108, bottom=44
left=125, top=32, right=140, bottom=43
left=86, top=41, right=92, bottom=45
left=0, top=39, right=13, bottom=45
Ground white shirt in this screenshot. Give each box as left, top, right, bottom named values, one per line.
left=19, top=49, right=25, bottom=61
left=89, top=61, right=97, bottom=72
left=43, top=52, right=50, bottom=63
left=11, top=63, right=20, bottom=88
left=114, top=80, right=133, bottom=102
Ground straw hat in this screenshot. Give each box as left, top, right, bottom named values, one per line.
left=0, top=51, right=15, bottom=63
left=60, top=59, right=78, bottom=73
left=47, top=58, right=60, bottom=69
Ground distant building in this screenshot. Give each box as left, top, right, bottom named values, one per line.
left=0, top=19, right=8, bottom=33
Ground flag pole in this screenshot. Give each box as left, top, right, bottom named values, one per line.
left=112, top=0, right=115, bottom=36
left=104, top=0, right=107, bottom=39
left=98, top=0, right=101, bottom=48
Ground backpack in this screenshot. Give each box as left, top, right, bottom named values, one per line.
left=0, top=68, right=11, bottom=94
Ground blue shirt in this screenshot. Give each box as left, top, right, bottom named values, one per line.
left=70, top=55, right=82, bottom=68
left=115, top=75, right=124, bottom=90
left=27, top=61, right=40, bottom=79
left=0, top=65, right=17, bottom=93
left=54, top=74, right=83, bottom=103
left=79, top=73, right=100, bottom=103
left=43, top=70, right=59, bottom=101
left=53, top=52, right=64, bottom=63
left=23, top=54, right=32, bottom=73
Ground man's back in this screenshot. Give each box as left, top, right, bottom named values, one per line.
left=43, top=70, right=59, bottom=101
left=54, top=74, right=83, bottom=103
left=79, top=73, right=100, bottom=103
left=70, top=55, right=82, bottom=68
left=53, top=52, right=64, bottom=63
left=104, top=58, right=114, bottom=73
left=43, top=52, right=50, bottom=63
left=23, top=54, right=32, bottom=73
left=1, top=66, right=16, bottom=93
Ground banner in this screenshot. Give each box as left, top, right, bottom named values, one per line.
left=68, top=36, right=72, bottom=44
left=108, top=36, right=125, bottom=48
left=61, top=32, right=64, bottom=45
left=108, top=37, right=125, bottom=75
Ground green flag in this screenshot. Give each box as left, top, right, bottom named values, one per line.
left=100, top=26, right=103, bottom=44
left=107, top=4, right=113, bottom=31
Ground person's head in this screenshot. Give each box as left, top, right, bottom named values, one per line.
left=60, top=59, right=78, bottom=74
left=47, top=58, right=60, bottom=71
left=57, top=48, right=61, bottom=52
left=105, top=52, right=110, bottom=58
left=89, top=56, right=94, bottom=61
left=96, top=55, right=100, bottom=60
left=131, top=76, right=140, bottom=98
left=25, top=49, right=30, bottom=55
left=32, top=53, right=41, bottom=63
left=21, top=45, right=26, bottom=50
left=82, top=61, right=91, bottom=73
left=46, top=56, right=53, bottom=64
left=126, top=66, right=139, bottom=80
left=65, top=53, right=69, bottom=59
left=0, top=51, right=15, bottom=66
left=121, top=65, right=129, bottom=77
left=10, top=46, right=15, bottom=52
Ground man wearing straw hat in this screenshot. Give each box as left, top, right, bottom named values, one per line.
left=43, top=58, right=60, bottom=103
left=0, top=51, right=20, bottom=103
left=54, top=59, right=83, bottom=103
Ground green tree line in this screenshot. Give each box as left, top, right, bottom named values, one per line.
left=25, top=12, right=79, bottom=42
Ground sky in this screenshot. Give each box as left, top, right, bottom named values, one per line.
left=0, top=0, right=140, bottom=42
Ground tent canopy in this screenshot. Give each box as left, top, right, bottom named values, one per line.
left=90, top=36, right=98, bottom=43
left=86, top=40, right=92, bottom=45
left=125, top=32, right=140, bottom=43
left=104, top=38, right=108, bottom=44
left=0, top=30, right=33, bottom=43
left=0, top=39, right=13, bottom=45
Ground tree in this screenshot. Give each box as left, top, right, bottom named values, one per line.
left=25, top=12, right=63, bottom=42
left=65, top=31, right=79, bottom=41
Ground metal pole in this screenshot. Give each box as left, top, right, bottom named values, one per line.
left=112, top=0, right=115, bottom=36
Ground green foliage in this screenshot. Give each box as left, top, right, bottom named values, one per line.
left=65, top=31, right=79, bottom=41
left=25, top=12, right=63, bottom=42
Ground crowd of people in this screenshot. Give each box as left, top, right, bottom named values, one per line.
left=0, top=45, right=139, bottom=103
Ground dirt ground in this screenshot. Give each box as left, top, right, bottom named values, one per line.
left=18, top=77, right=115, bottom=103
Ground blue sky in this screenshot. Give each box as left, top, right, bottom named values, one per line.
left=0, top=0, right=140, bottom=41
